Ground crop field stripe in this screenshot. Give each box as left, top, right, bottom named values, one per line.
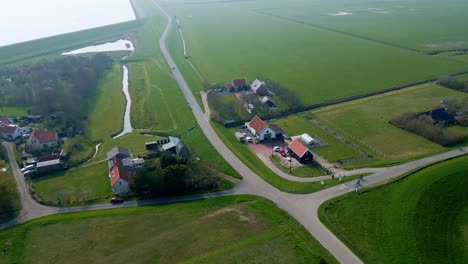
left=252, top=9, right=426, bottom=54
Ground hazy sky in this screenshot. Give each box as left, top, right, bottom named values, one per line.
left=0, top=0, right=136, bottom=47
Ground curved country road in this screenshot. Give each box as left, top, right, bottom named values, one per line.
left=1, top=1, right=467, bottom=263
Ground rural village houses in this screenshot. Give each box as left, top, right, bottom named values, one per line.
left=107, top=146, right=145, bottom=195
left=0, top=116, right=32, bottom=140
left=287, top=138, right=313, bottom=163
left=251, top=79, right=269, bottom=96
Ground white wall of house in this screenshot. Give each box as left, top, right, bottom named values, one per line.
left=258, top=127, right=276, bottom=140
left=27, top=138, right=57, bottom=153
left=112, top=179, right=130, bottom=194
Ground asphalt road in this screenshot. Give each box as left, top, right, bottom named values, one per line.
left=1, top=1, right=467, bottom=263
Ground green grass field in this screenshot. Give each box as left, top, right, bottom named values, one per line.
left=0, top=107, right=28, bottom=117
left=273, top=115, right=362, bottom=163
left=0, top=196, right=337, bottom=264
left=260, top=0, right=468, bottom=53
left=313, top=83, right=468, bottom=166
left=32, top=163, right=112, bottom=205
left=87, top=64, right=126, bottom=142
left=270, top=155, right=323, bottom=178
left=162, top=0, right=467, bottom=107
left=319, top=155, right=468, bottom=264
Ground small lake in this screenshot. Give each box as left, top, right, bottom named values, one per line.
left=0, top=0, right=136, bottom=48
left=62, top=39, right=135, bottom=55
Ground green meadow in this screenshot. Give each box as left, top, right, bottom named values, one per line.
left=163, top=0, right=467, bottom=107
left=0, top=107, right=28, bottom=117
left=0, top=196, right=337, bottom=264
left=320, top=155, right=468, bottom=264
left=261, top=0, right=468, bottom=53
left=313, top=83, right=468, bottom=166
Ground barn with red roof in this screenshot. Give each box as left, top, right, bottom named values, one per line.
left=287, top=139, right=313, bottom=163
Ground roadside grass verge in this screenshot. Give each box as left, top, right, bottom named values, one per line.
left=212, top=122, right=363, bottom=193
left=0, top=195, right=337, bottom=264
left=183, top=126, right=241, bottom=179
left=270, top=155, right=323, bottom=178
left=0, top=159, right=20, bottom=224
left=313, top=83, right=468, bottom=165
left=319, top=155, right=468, bottom=264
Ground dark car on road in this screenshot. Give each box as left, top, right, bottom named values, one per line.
left=110, top=197, right=124, bottom=204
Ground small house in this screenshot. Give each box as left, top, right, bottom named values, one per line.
left=163, top=137, right=191, bottom=159
left=260, top=96, right=276, bottom=108
left=0, top=116, right=13, bottom=126
left=245, top=116, right=276, bottom=141
left=36, top=159, right=64, bottom=174
left=26, top=130, right=58, bottom=153
left=109, top=165, right=136, bottom=195
left=106, top=146, right=131, bottom=160
left=251, top=79, right=269, bottom=96
left=429, top=108, right=455, bottom=125
left=269, top=124, right=286, bottom=139
left=226, top=83, right=235, bottom=93
left=288, top=139, right=313, bottom=163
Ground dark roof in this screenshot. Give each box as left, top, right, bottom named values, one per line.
left=288, top=139, right=310, bottom=158
left=0, top=117, right=13, bottom=125
left=232, top=79, right=247, bottom=87
left=36, top=153, right=60, bottom=162
left=430, top=108, right=455, bottom=122
left=106, top=146, right=131, bottom=160
left=30, top=131, right=57, bottom=143
left=1, top=125, right=17, bottom=134
left=247, top=116, right=268, bottom=134
left=269, top=124, right=284, bottom=134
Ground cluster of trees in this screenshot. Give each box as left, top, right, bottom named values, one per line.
left=131, top=153, right=220, bottom=198
left=207, top=90, right=249, bottom=123
left=0, top=147, right=20, bottom=221
left=0, top=53, right=113, bottom=130
left=390, top=112, right=466, bottom=146
left=261, top=76, right=303, bottom=111
left=437, top=76, right=467, bottom=92
left=446, top=98, right=468, bottom=126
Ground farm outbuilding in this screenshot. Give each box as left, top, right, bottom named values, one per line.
left=300, top=133, right=316, bottom=146
left=288, top=139, right=313, bottom=163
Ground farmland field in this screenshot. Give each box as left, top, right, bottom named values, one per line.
left=260, top=0, right=468, bottom=53
left=313, top=83, right=468, bottom=166
left=163, top=0, right=468, bottom=107
left=0, top=196, right=337, bottom=264
left=319, top=155, right=468, bottom=264
left=0, top=107, right=28, bottom=117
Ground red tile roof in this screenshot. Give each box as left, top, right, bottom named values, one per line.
left=31, top=131, right=57, bottom=143
left=36, top=153, right=60, bottom=162
left=247, top=116, right=268, bottom=135
left=0, top=117, right=13, bottom=125
left=110, top=165, right=135, bottom=186
left=0, top=125, right=17, bottom=134
left=288, top=139, right=309, bottom=158
left=232, top=79, right=246, bottom=87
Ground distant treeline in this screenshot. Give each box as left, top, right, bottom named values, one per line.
left=437, top=76, right=467, bottom=93
left=0, top=53, right=113, bottom=130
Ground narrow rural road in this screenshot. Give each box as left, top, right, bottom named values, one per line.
left=1, top=2, right=467, bottom=264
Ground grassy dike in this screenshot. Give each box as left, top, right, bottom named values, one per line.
left=319, top=155, right=468, bottom=264
left=0, top=196, right=338, bottom=264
